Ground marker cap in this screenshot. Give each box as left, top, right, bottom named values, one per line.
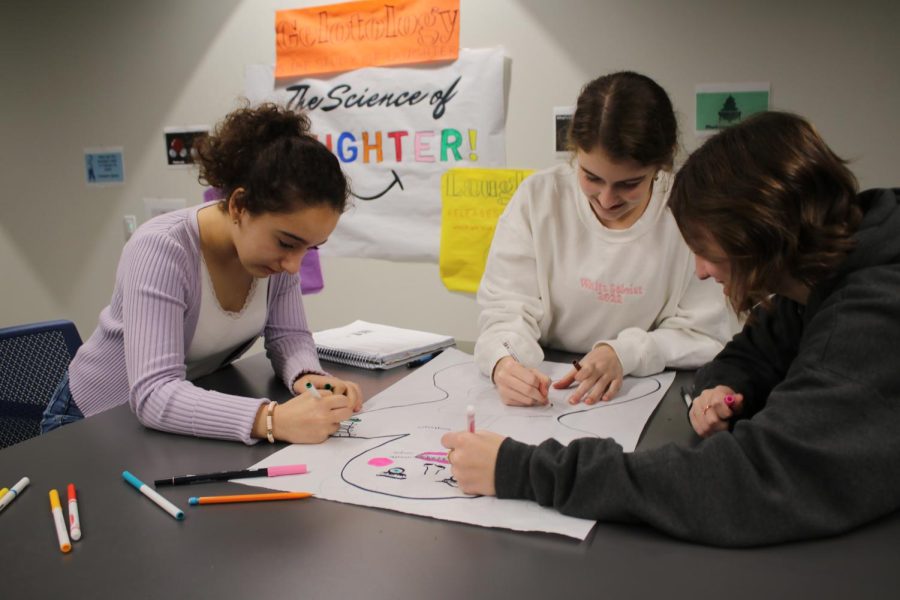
left=267, top=464, right=309, bottom=477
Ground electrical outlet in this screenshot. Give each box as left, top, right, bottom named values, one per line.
left=123, top=215, right=137, bottom=241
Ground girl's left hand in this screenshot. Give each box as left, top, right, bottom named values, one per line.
left=689, top=385, right=743, bottom=437
left=294, top=374, right=364, bottom=412
left=441, top=430, right=507, bottom=496
left=553, top=344, right=624, bottom=404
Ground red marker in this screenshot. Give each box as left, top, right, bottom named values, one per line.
left=466, top=405, right=475, bottom=433
left=67, top=483, right=82, bottom=541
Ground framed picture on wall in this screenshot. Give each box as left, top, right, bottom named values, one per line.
left=554, top=106, right=574, bottom=158
left=695, top=83, right=770, bottom=136
left=163, top=126, right=209, bottom=167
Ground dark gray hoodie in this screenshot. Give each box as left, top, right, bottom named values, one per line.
left=495, top=188, right=900, bottom=547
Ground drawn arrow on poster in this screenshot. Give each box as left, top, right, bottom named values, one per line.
left=351, top=169, right=404, bottom=201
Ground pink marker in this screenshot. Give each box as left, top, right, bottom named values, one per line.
left=466, top=405, right=475, bottom=433
left=153, top=464, right=308, bottom=487
left=724, top=395, right=735, bottom=408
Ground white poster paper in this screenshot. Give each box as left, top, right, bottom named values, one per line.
left=245, top=47, right=506, bottom=261
left=242, top=348, right=674, bottom=539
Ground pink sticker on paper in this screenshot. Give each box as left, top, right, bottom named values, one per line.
left=415, top=451, right=450, bottom=465
left=368, top=457, right=393, bottom=467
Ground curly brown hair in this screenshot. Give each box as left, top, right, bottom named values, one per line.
left=569, top=71, right=678, bottom=169
left=194, top=102, right=348, bottom=214
left=669, top=111, right=860, bottom=315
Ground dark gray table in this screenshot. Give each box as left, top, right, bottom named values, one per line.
left=2, top=347, right=899, bottom=599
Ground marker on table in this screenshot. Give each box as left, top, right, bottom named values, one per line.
left=0, top=476, right=29, bottom=514
left=67, top=483, right=82, bottom=541
left=49, top=489, right=72, bottom=553
left=466, top=404, right=476, bottom=433
left=407, top=351, right=442, bottom=368
left=305, top=381, right=323, bottom=399
left=122, top=471, right=184, bottom=520
left=189, top=491, right=313, bottom=505
left=0, top=488, right=8, bottom=500
left=680, top=386, right=693, bottom=408
left=154, top=464, right=309, bottom=487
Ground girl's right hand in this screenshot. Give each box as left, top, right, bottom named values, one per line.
left=492, top=356, right=551, bottom=406
left=689, top=385, right=744, bottom=438
left=256, top=390, right=355, bottom=444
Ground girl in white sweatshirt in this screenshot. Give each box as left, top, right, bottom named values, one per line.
left=475, top=72, right=739, bottom=406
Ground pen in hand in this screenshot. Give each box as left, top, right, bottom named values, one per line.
left=680, top=386, right=693, bottom=408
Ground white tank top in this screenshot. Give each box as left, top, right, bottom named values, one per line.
left=185, top=258, right=268, bottom=380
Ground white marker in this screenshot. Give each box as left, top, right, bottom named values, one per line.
left=122, top=471, right=184, bottom=520
left=49, top=489, right=72, bottom=553
left=502, top=340, right=521, bottom=363
left=0, top=476, right=29, bottom=513
left=467, top=405, right=476, bottom=433
left=305, top=381, right=323, bottom=399
left=67, top=483, right=82, bottom=541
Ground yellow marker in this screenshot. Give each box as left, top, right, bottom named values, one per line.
left=49, top=489, right=72, bottom=553
left=0, top=488, right=8, bottom=499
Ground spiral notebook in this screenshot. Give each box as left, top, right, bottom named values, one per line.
left=313, top=320, right=456, bottom=370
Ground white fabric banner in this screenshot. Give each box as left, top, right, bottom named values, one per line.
left=245, top=47, right=506, bottom=261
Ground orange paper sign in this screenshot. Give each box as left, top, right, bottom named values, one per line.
left=276, top=0, right=460, bottom=78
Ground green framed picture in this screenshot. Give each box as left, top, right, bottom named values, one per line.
left=695, top=83, right=770, bottom=135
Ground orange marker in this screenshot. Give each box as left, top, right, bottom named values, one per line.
left=49, top=489, right=72, bottom=553
left=188, top=492, right=313, bottom=505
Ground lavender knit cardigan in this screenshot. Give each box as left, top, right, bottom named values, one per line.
left=68, top=205, right=325, bottom=444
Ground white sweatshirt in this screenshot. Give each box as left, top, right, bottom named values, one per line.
left=474, top=163, right=740, bottom=378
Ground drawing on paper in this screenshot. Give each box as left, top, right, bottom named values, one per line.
left=333, top=356, right=667, bottom=501
left=246, top=348, right=675, bottom=539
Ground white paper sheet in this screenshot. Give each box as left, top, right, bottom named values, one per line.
left=242, top=348, right=674, bottom=539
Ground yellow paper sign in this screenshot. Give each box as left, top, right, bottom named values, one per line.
left=276, top=0, right=460, bottom=78
left=440, top=168, right=534, bottom=293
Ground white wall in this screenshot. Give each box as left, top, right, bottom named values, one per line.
left=2, top=0, right=898, bottom=341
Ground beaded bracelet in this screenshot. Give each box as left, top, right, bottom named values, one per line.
left=266, top=400, right=277, bottom=443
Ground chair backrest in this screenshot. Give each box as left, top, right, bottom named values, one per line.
left=0, top=320, right=82, bottom=449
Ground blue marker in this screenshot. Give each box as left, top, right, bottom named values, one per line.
left=0, top=477, right=29, bottom=513
left=122, top=471, right=184, bottom=520
left=407, top=351, right=443, bottom=368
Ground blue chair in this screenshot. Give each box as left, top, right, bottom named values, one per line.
left=0, top=320, right=82, bottom=449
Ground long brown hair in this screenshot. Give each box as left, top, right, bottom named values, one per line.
left=669, top=111, right=860, bottom=315
left=569, top=71, right=677, bottom=169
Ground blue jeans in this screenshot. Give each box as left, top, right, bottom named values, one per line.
left=41, top=372, right=84, bottom=434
